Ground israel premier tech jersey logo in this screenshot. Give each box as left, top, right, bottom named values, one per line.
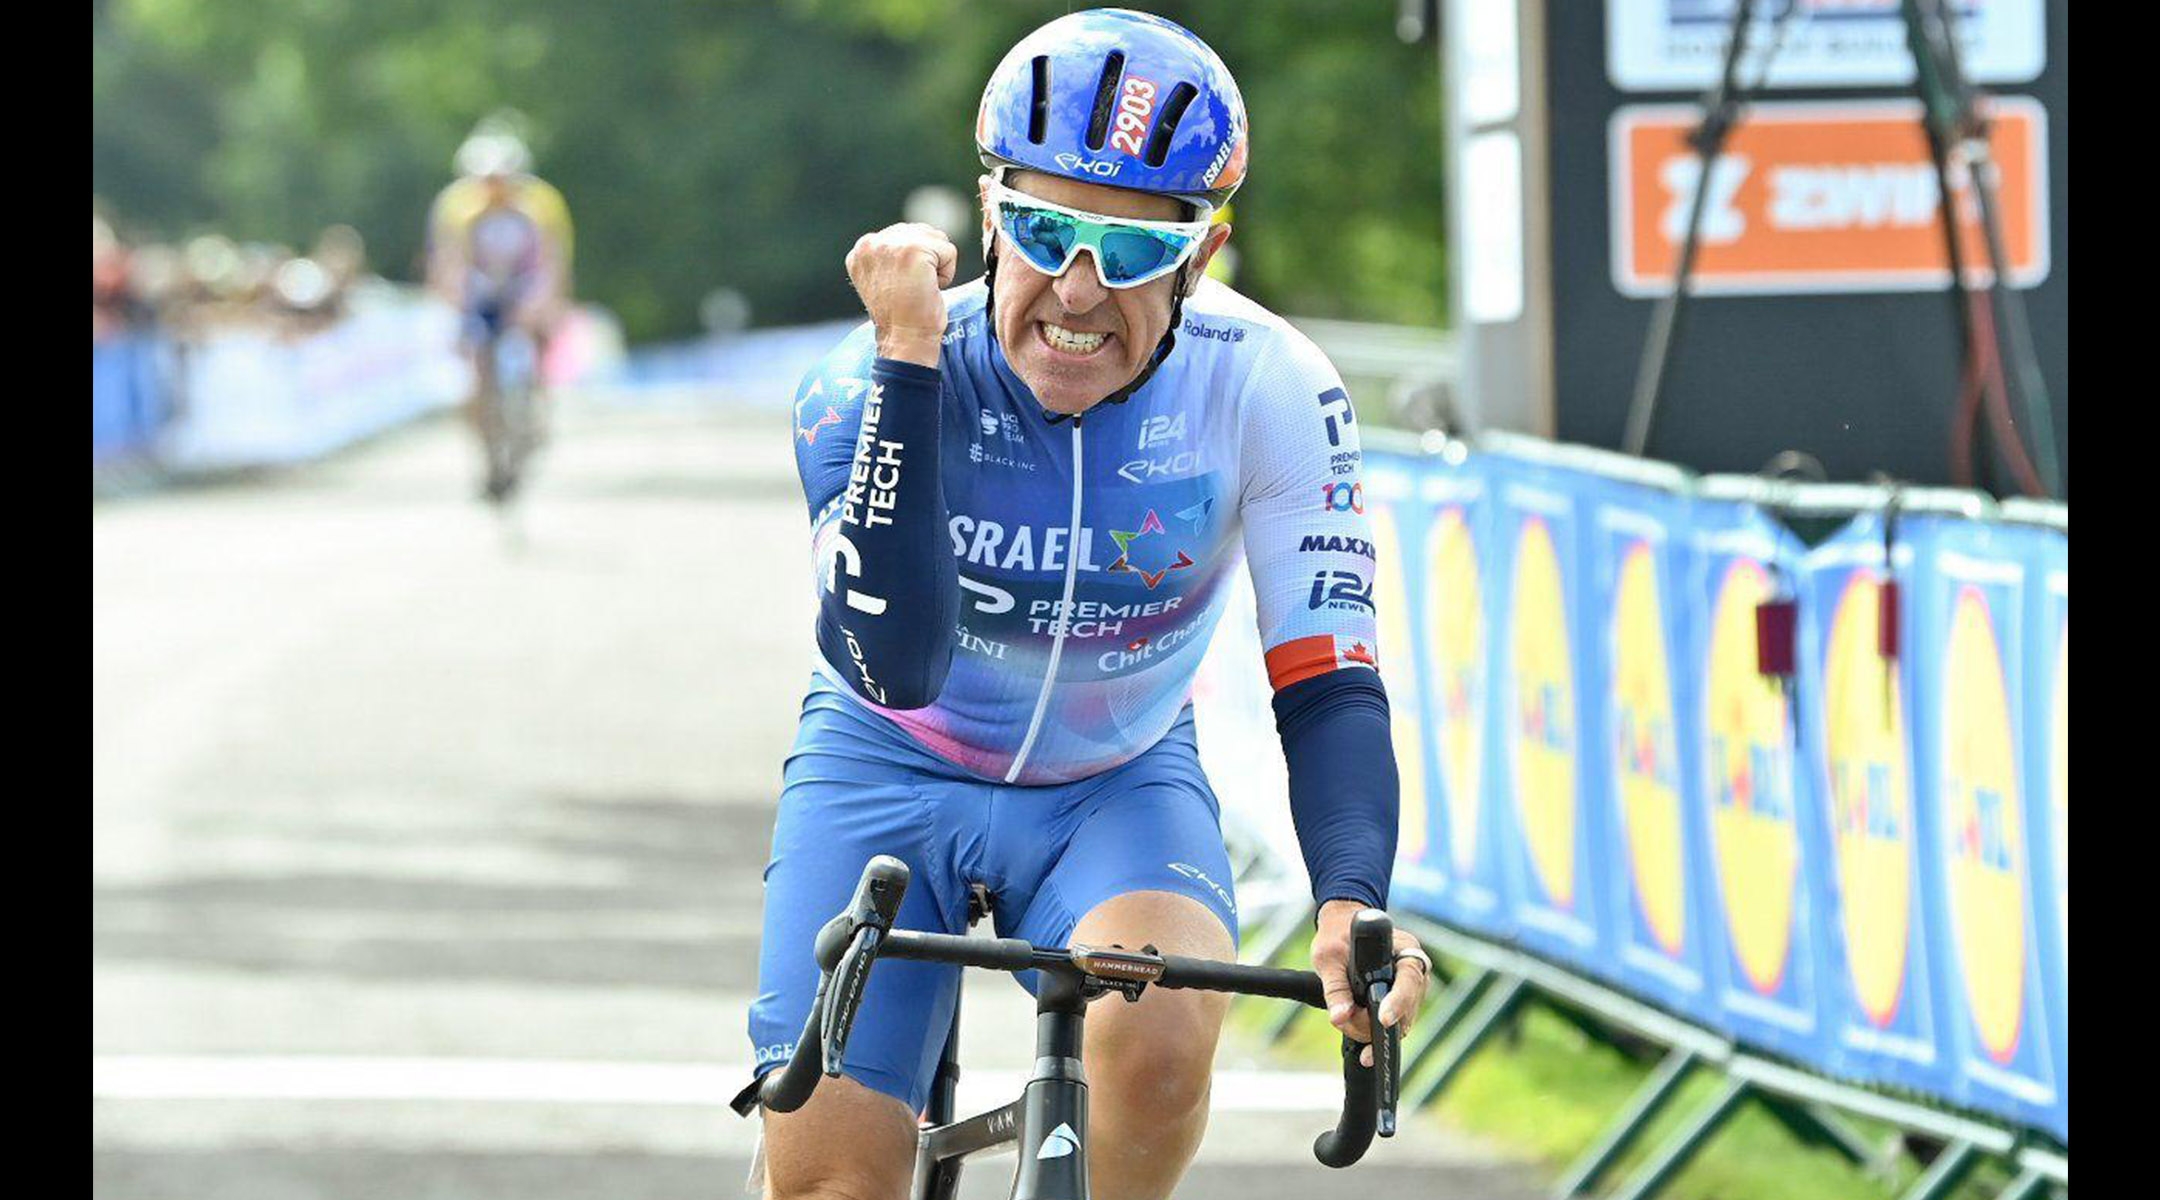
left=1942, top=585, right=2026, bottom=1063
left=1107, top=509, right=1195, bottom=590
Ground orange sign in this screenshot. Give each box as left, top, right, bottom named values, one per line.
left=1611, top=99, right=2049, bottom=296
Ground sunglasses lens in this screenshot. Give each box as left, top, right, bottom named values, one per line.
left=1097, top=228, right=1190, bottom=285
left=1000, top=204, right=1077, bottom=274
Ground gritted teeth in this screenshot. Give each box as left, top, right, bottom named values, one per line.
left=1040, top=321, right=1109, bottom=355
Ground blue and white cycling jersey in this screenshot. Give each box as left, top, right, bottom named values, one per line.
left=793, top=277, right=1381, bottom=785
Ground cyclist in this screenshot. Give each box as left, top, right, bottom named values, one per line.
left=425, top=117, right=573, bottom=500
left=753, top=11, right=1432, bottom=1198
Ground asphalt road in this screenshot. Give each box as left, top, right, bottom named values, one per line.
left=92, top=393, right=1545, bottom=1199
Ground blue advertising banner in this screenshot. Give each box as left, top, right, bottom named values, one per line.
left=92, top=335, right=169, bottom=462
left=1584, top=476, right=1716, bottom=1021
left=2019, top=527, right=2068, bottom=1142
left=1226, top=437, right=2068, bottom=1141
left=1797, top=513, right=1952, bottom=1098
left=1367, top=449, right=1515, bottom=938
left=1904, top=517, right=2063, bottom=1133
left=1482, top=450, right=1612, bottom=979
left=1365, top=455, right=1444, bottom=914
left=1690, top=501, right=1829, bottom=1059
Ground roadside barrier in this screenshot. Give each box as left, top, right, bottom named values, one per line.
left=1198, top=428, right=2067, bottom=1199
left=92, top=335, right=171, bottom=465
left=89, top=290, right=622, bottom=477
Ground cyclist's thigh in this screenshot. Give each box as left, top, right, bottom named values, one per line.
left=750, top=687, right=975, bottom=1116
left=1000, top=711, right=1240, bottom=954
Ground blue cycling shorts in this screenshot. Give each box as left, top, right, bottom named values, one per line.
left=748, top=678, right=1241, bottom=1114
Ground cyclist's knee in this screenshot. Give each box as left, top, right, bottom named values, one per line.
left=1073, top=891, right=1231, bottom=1125
left=1090, top=991, right=1222, bottom=1122
left=760, top=1072, right=916, bottom=1200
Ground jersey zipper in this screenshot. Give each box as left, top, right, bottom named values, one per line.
left=1005, top=415, right=1084, bottom=783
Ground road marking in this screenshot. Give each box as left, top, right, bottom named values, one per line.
left=93, top=1055, right=1345, bottom=1113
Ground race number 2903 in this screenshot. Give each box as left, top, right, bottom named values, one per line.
left=1109, top=78, right=1158, bottom=157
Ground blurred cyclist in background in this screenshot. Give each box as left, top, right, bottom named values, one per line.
left=426, top=115, right=574, bottom=501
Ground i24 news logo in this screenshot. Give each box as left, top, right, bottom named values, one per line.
left=1137, top=412, right=1186, bottom=450
left=1307, top=570, right=1374, bottom=612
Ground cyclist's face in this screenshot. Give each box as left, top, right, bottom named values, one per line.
left=984, top=172, right=1229, bottom=417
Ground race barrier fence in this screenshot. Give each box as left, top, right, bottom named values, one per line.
left=90, top=289, right=625, bottom=479
left=1196, top=429, right=2066, bottom=1200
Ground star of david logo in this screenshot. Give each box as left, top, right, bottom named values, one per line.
left=1108, top=509, right=1195, bottom=590
left=797, top=405, right=842, bottom=445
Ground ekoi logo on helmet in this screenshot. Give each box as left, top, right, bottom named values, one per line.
left=1053, top=152, right=1123, bottom=179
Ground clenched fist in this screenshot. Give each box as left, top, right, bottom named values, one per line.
left=846, top=223, right=959, bottom=369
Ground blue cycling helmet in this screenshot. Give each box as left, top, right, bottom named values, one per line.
left=977, top=9, right=1248, bottom=213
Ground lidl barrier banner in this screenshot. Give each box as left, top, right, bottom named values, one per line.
left=1583, top=473, right=1715, bottom=1020
left=1483, top=450, right=1613, bottom=981
left=1364, top=453, right=1514, bottom=938
left=1904, top=517, right=2064, bottom=1135
left=2022, top=530, right=2069, bottom=1141
left=1796, top=514, right=1953, bottom=1098
left=1194, top=438, right=2068, bottom=1142
left=1690, top=502, right=1828, bottom=1058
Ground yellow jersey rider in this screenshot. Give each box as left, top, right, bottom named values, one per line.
left=425, top=119, right=574, bottom=498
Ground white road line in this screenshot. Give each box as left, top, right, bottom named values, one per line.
left=92, top=1055, right=1345, bottom=1113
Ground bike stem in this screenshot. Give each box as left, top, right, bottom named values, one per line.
left=1011, top=965, right=1093, bottom=1200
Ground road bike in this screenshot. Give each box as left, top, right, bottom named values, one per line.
left=473, top=314, right=542, bottom=507
left=733, top=855, right=1402, bottom=1200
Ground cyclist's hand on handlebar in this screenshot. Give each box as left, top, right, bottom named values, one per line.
left=846, top=222, right=957, bottom=369
left=1313, top=899, right=1431, bottom=1068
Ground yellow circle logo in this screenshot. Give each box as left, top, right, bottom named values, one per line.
left=1942, top=586, right=2026, bottom=1063
left=1612, top=542, right=1686, bottom=955
left=1428, top=507, right=1485, bottom=874
left=1822, top=572, right=1913, bottom=1027
left=1369, top=506, right=1426, bottom=863
left=1705, top=558, right=1799, bottom=993
left=1511, top=516, right=1576, bottom=908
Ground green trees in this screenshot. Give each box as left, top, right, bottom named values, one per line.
left=94, top=0, right=1448, bottom=340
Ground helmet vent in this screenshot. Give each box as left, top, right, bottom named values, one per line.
left=1083, top=51, right=1127, bottom=152
left=1141, top=82, right=1199, bottom=168
left=1028, top=55, right=1051, bottom=143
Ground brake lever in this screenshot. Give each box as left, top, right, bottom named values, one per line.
left=1312, top=908, right=1398, bottom=1167
left=820, top=924, right=883, bottom=1075
left=740, top=857, right=911, bottom=1114
left=817, top=855, right=909, bottom=1076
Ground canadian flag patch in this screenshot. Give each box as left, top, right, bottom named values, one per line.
left=1265, top=634, right=1379, bottom=691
